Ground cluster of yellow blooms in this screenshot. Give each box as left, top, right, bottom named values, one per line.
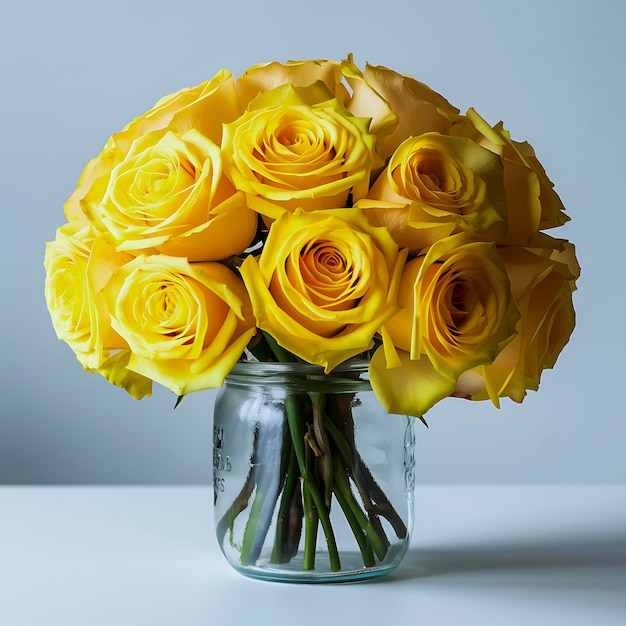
left=45, top=56, right=578, bottom=417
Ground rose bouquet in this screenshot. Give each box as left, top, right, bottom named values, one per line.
left=44, top=56, right=579, bottom=578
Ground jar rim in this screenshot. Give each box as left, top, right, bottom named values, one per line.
left=228, top=358, right=370, bottom=376
left=223, top=358, right=372, bottom=392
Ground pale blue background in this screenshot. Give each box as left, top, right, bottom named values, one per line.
left=1, top=0, right=624, bottom=484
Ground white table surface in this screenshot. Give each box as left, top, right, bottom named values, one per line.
left=1, top=485, right=624, bottom=626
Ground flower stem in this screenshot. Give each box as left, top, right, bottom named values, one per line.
left=270, top=444, right=302, bottom=564
left=238, top=404, right=284, bottom=566
left=239, top=479, right=276, bottom=566
left=325, top=407, right=407, bottom=540
left=332, top=466, right=375, bottom=568
left=302, top=483, right=318, bottom=570
left=285, top=395, right=341, bottom=572
left=309, top=392, right=333, bottom=507
left=333, top=464, right=387, bottom=562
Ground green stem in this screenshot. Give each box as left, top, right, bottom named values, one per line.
left=332, top=466, right=375, bottom=568
left=247, top=333, right=279, bottom=363
left=325, top=412, right=407, bottom=540
left=261, top=331, right=298, bottom=363
left=270, top=445, right=302, bottom=564
left=333, top=464, right=388, bottom=563
left=238, top=415, right=284, bottom=566
left=353, top=454, right=408, bottom=540
left=302, top=483, right=318, bottom=570
left=239, top=481, right=273, bottom=566
left=285, top=395, right=341, bottom=572
left=309, top=392, right=333, bottom=507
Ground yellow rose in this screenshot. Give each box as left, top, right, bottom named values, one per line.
left=80, top=127, right=257, bottom=261
left=221, top=83, right=376, bottom=219
left=236, top=58, right=348, bottom=108
left=100, top=255, right=256, bottom=396
left=44, top=222, right=130, bottom=370
left=451, top=109, right=569, bottom=245
left=371, top=232, right=519, bottom=417
left=341, top=54, right=460, bottom=161
left=239, top=208, right=406, bottom=372
left=44, top=224, right=156, bottom=398
left=455, top=241, right=579, bottom=405
left=64, top=68, right=243, bottom=222
left=359, top=132, right=506, bottom=253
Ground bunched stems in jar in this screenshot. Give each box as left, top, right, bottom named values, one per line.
left=214, top=335, right=408, bottom=573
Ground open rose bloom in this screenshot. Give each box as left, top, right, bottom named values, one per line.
left=45, top=55, right=578, bottom=418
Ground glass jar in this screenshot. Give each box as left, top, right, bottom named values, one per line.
left=212, top=360, right=415, bottom=583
